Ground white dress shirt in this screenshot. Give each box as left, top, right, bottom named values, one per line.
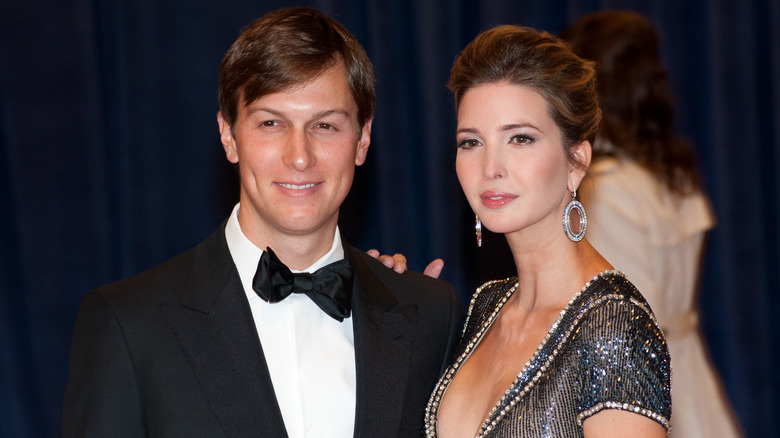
left=224, top=203, right=356, bottom=438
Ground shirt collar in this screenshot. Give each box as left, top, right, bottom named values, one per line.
left=224, top=203, right=345, bottom=297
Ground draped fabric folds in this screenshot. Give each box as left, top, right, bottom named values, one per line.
left=1, top=0, right=777, bottom=436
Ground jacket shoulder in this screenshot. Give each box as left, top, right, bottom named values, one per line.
left=346, top=245, right=459, bottom=305
left=93, top=223, right=229, bottom=306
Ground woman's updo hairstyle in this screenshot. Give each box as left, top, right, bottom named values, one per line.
left=448, top=25, right=601, bottom=167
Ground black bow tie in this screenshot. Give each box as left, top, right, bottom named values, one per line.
left=252, top=247, right=353, bottom=321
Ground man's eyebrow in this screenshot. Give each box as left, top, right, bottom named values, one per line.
left=244, top=107, right=352, bottom=119
left=312, top=109, right=352, bottom=119
left=245, top=106, right=281, bottom=117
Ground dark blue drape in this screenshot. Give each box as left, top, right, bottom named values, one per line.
left=1, top=0, right=777, bottom=436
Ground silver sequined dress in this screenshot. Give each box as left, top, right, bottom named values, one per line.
left=424, top=271, right=671, bottom=437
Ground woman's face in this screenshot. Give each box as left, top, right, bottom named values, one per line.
left=455, top=82, right=587, bottom=240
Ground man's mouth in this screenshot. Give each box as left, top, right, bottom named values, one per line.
left=278, top=183, right=317, bottom=190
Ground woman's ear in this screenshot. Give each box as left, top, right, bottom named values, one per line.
left=568, top=140, right=592, bottom=191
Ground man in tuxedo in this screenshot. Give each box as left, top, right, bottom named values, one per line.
left=62, top=7, right=463, bottom=437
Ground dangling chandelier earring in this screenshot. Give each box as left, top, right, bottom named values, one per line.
left=562, top=188, right=587, bottom=242
left=475, top=214, right=482, bottom=247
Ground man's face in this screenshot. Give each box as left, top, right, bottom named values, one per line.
left=218, top=62, right=372, bottom=247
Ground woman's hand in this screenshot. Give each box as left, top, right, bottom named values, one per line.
left=366, top=249, right=444, bottom=279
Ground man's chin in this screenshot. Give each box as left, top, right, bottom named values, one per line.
left=275, top=215, right=340, bottom=237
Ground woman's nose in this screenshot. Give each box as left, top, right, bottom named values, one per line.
left=482, top=146, right=505, bottom=179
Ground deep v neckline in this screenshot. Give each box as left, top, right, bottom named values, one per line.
left=425, top=271, right=624, bottom=437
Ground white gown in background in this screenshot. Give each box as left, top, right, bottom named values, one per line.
left=580, top=155, right=743, bottom=438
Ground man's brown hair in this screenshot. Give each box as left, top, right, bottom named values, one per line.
left=218, top=7, right=375, bottom=130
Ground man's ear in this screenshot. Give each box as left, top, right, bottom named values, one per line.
left=355, top=118, right=373, bottom=166
left=217, top=111, right=239, bottom=164
left=568, top=140, right=592, bottom=192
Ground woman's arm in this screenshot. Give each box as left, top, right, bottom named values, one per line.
left=584, top=409, right=667, bottom=437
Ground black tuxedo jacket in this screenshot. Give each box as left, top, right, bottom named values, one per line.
left=63, top=223, right=464, bottom=437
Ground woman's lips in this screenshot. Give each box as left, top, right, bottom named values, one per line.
left=480, top=191, right=517, bottom=208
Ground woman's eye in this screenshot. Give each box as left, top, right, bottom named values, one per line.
left=457, top=138, right=481, bottom=149
left=510, top=134, right=535, bottom=145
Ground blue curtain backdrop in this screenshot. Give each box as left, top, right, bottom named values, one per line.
left=1, top=0, right=777, bottom=436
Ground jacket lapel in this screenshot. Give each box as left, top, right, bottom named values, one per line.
left=347, top=246, right=418, bottom=437
left=160, top=224, right=288, bottom=438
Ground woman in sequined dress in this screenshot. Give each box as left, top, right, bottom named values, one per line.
left=559, top=11, right=742, bottom=438
left=423, top=25, right=672, bottom=437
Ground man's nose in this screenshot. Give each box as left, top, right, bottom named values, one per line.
left=282, top=129, right=316, bottom=171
